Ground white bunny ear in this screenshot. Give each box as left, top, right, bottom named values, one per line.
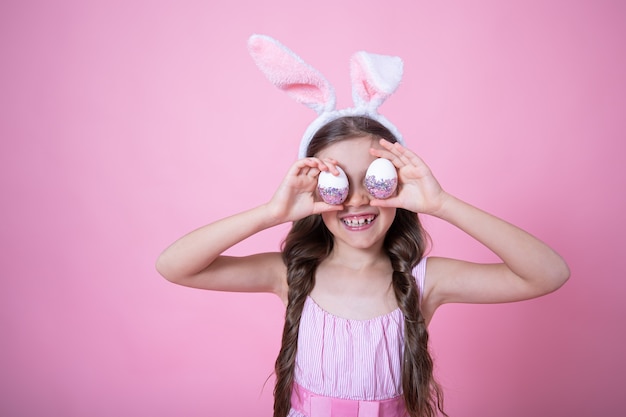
left=248, top=34, right=336, bottom=115
left=350, top=51, right=403, bottom=111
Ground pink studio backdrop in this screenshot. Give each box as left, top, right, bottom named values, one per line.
left=1, top=1, right=624, bottom=416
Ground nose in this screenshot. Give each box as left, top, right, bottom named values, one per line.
left=344, top=183, right=371, bottom=207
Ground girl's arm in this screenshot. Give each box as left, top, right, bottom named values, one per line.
left=371, top=140, right=570, bottom=312
left=156, top=157, right=342, bottom=300
left=156, top=204, right=287, bottom=297
left=424, top=196, right=570, bottom=306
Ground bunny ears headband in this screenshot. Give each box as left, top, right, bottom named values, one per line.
left=247, top=34, right=406, bottom=158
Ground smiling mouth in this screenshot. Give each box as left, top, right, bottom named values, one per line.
left=341, top=215, right=377, bottom=228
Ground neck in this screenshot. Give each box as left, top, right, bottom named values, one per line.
left=326, top=241, right=387, bottom=271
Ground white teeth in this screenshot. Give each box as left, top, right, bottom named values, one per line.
left=342, top=216, right=375, bottom=227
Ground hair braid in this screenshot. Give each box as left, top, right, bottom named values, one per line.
left=385, top=209, right=446, bottom=417
left=273, top=215, right=333, bottom=417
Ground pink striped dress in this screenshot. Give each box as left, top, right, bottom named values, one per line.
left=287, top=257, right=427, bottom=417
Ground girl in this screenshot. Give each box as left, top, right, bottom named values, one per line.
left=156, top=116, right=570, bottom=417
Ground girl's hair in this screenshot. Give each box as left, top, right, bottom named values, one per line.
left=274, top=116, right=445, bottom=417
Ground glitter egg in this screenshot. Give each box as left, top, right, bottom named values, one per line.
left=317, top=166, right=349, bottom=205
left=365, top=158, right=397, bottom=199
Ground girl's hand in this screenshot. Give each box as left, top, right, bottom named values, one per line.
left=266, top=157, right=343, bottom=223
left=369, top=139, right=449, bottom=216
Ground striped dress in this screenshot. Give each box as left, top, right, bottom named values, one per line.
left=287, top=257, right=427, bottom=417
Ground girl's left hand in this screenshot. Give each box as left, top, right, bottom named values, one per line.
left=369, top=139, right=449, bottom=216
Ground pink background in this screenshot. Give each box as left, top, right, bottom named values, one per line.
left=1, top=1, right=625, bottom=416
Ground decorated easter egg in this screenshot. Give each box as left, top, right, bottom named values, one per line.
left=365, top=158, right=397, bottom=199
left=317, top=166, right=349, bottom=205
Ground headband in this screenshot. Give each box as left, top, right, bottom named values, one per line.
left=247, top=34, right=405, bottom=158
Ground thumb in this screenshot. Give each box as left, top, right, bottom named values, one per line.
left=313, top=202, right=344, bottom=215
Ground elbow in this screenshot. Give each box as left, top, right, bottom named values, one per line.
left=523, top=255, right=570, bottom=298
left=556, top=261, right=571, bottom=288
left=155, top=255, right=170, bottom=281
left=155, top=253, right=181, bottom=284
left=543, top=258, right=571, bottom=294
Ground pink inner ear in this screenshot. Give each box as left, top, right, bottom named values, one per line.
left=284, top=83, right=327, bottom=104
left=352, top=55, right=382, bottom=103
left=361, top=79, right=379, bottom=100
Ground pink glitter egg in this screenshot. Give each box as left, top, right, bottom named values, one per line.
left=317, top=166, right=349, bottom=205
left=365, top=158, right=397, bottom=199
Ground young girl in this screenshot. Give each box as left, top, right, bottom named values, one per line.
left=156, top=37, right=570, bottom=417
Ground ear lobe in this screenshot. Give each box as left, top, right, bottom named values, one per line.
left=350, top=51, right=403, bottom=111
left=248, top=34, right=336, bottom=114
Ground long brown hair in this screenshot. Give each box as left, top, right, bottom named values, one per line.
left=274, top=116, right=445, bottom=417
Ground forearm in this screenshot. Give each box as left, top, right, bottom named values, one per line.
left=432, top=194, right=570, bottom=291
left=155, top=203, right=282, bottom=282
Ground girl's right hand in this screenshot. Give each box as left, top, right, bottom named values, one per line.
left=266, top=157, right=343, bottom=224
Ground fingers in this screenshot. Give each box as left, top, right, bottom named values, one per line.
left=313, top=201, right=344, bottom=214
left=370, top=139, right=407, bottom=165
left=320, top=158, right=340, bottom=175
left=371, top=139, right=428, bottom=170
left=369, top=197, right=399, bottom=208
left=292, top=157, right=341, bottom=177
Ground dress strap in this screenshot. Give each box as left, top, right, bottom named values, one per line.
left=413, top=257, right=427, bottom=304
left=291, top=383, right=407, bottom=417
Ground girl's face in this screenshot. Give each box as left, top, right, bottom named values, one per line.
left=315, top=135, right=397, bottom=252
